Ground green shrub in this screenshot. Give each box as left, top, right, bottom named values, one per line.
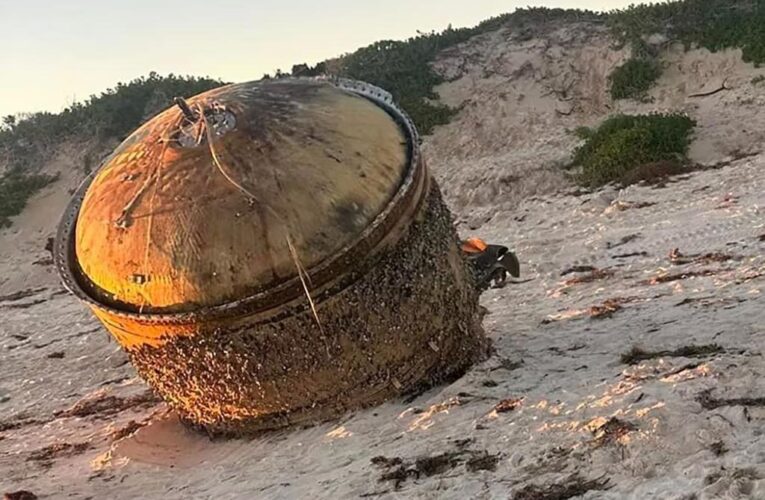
left=606, top=0, right=765, bottom=98
left=0, top=167, right=59, bottom=228
left=572, top=126, right=595, bottom=140
left=571, top=113, right=696, bottom=187
left=608, top=0, right=765, bottom=65
left=609, top=58, right=662, bottom=100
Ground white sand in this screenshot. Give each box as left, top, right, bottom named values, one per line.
left=1, top=21, right=764, bottom=500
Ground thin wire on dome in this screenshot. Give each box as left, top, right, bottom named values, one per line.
left=195, top=102, right=327, bottom=342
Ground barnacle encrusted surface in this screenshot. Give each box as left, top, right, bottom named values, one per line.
left=128, top=185, right=486, bottom=435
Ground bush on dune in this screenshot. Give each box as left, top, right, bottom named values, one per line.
left=607, top=0, right=765, bottom=99
left=609, top=58, right=662, bottom=100
left=571, top=113, right=696, bottom=187
left=0, top=167, right=59, bottom=228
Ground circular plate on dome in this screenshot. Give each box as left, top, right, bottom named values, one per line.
left=56, top=78, right=428, bottom=316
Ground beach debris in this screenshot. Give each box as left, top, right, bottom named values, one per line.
left=374, top=448, right=501, bottom=488
left=562, top=267, right=614, bottom=286
left=0, top=299, right=47, bottom=310
left=465, top=451, right=501, bottom=472
left=462, top=237, right=521, bottom=290
left=0, top=416, right=43, bottom=433
left=613, top=251, right=649, bottom=259
left=668, top=248, right=735, bottom=265
left=590, top=417, right=637, bottom=447
left=0, top=288, right=46, bottom=303
left=512, top=474, right=610, bottom=500
left=54, top=390, right=159, bottom=419
left=560, top=265, right=597, bottom=276
left=621, top=344, right=724, bottom=365
left=494, top=397, right=524, bottom=414
left=709, top=441, right=728, bottom=456
left=109, top=419, right=148, bottom=442
left=604, top=200, right=656, bottom=214
left=688, top=78, right=729, bottom=98
left=543, top=296, right=638, bottom=323
left=588, top=298, right=626, bottom=319
left=641, top=269, right=721, bottom=285
left=697, top=390, right=765, bottom=410
left=371, top=456, right=403, bottom=468
left=27, top=441, right=90, bottom=467
left=3, top=492, right=38, bottom=500
left=606, top=233, right=641, bottom=249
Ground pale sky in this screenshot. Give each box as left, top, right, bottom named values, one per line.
left=0, top=0, right=635, bottom=117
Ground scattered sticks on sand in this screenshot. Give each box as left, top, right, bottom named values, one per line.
left=590, top=417, right=637, bottom=448
left=512, top=474, right=610, bottom=500
left=688, top=78, right=729, bottom=98
left=54, top=391, right=160, bottom=419
left=697, top=390, right=765, bottom=410
left=0, top=288, right=47, bottom=303
left=3, top=491, right=38, bottom=500
left=493, top=397, right=524, bottom=413
left=27, top=441, right=91, bottom=466
left=668, top=248, right=736, bottom=265
left=621, top=344, right=725, bottom=365
left=641, top=269, right=721, bottom=286
left=373, top=448, right=502, bottom=488
left=562, top=268, right=614, bottom=286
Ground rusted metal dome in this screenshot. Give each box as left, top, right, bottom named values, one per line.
left=74, top=79, right=409, bottom=314
left=56, top=78, right=486, bottom=434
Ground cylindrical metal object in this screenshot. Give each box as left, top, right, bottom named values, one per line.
left=56, top=78, right=486, bottom=434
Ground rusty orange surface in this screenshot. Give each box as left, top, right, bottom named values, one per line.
left=74, top=80, right=409, bottom=314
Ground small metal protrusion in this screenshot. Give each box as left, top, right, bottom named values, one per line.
left=174, top=97, right=198, bottom=122
left=131, top=273, right=149, bottom=285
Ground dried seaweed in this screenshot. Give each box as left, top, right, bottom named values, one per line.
left=641, top=269, right=720, bottom=285
left=621, top=344, right=724, bottom=365
left=466, top=451, right=500, bottom=472
left=494, top=397, right=523, bottom=413
left=562, top=268, right=614, bottom=286
left=27, top=441, right=90, bottom=465
left=513, top=474, right=610, bottom=500
left=697, top=390, right=765, bottom=410
left=375, top=448, right=500, bottom=488
left=110, top=420, right=148, bottom=441
left=0, top=288, right=46, bottom=302
left=54, top=391, right=159, bottom=419
left=560, top=265, right=597, bottom=276
left=591, top=418, right=636, bottom=447
left=669, top=248, right=736, bottom=265
left=3, top=491, right=38, bottom=500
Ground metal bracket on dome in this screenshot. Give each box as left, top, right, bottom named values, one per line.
left=325, top=77, right=422, bottom=147
left=332, top=78, right=395, bottom=104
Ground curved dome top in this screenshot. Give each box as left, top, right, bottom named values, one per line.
left=73, top=79, right=412, bottom=313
